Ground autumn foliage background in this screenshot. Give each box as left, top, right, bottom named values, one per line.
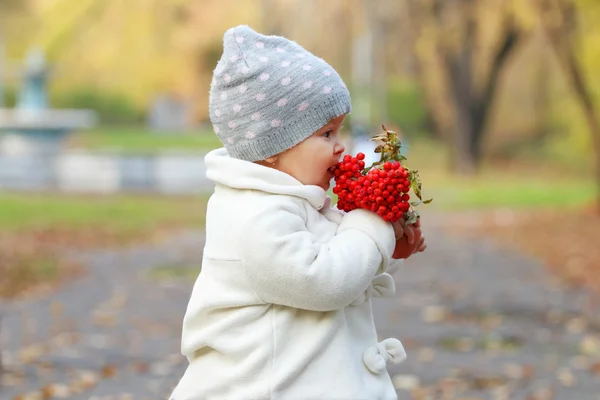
left=0, top=0, right=598, bottom=298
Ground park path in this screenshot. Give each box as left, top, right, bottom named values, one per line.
left=2, top=216, right=600, bottom=399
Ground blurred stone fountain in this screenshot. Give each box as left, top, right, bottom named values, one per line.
left=0, top=48, right=210, bottom=194
left=0, top=49, right=96, bottom=155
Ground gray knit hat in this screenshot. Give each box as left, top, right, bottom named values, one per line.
left=209, top=25, right=352, bottom=161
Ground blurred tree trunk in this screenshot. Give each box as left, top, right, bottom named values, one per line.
left=0, top=0, right=21, bottom=16
left=0, top=0, right=25, bottom=108
left=532, top=35, right=551, bottom=141
left=0, top=314, right=2, bottom=378
left=366, top=0, right=388, bottom=126
left=534, top=0, right=600, bottom=213
left=400, top=2, right=453, bottom=140
left=404, top=0, right=523, bottom=174
left=0, top=40, right=5, bottom=108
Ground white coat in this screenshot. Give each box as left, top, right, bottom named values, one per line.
left=171, top=148, right=405, bottom=400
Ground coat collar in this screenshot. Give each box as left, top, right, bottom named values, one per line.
left=205, top=148, right=328, bottom=210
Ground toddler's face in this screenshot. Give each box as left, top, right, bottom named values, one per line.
left=271, top=114, right=346, bottom=191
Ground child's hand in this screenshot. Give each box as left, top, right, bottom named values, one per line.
left=413, top=234, right=426, bottom=253
left=391, top=218, right=426, bottom=259
left=391, top=218, right=418, bottom=244
left=411, top=217, right=427, bottom=253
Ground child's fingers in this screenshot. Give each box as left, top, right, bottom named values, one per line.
left=403, top=225, right=415, bottom=244
left=392, top=221, right=404, bottom=240
left=415, top=237, right=426, bottom=253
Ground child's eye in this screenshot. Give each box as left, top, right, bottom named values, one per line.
left=322, top=129, right=333, bottom=138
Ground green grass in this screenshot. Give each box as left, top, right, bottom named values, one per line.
left=408, top=139, right=596, bottom=210
left=67, top=125, right=222, bottom=154
left=0, top=192, right=208, bottom=232
left=424, top=176, right=596, bottom=210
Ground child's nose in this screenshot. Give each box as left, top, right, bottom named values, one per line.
left=334, top=141, right=345, bottom=155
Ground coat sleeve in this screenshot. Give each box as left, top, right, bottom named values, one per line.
left=241, top=200, right=396, bottom=312
left=387, top=258, right=404, bottom=275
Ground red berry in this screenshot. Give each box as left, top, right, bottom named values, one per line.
left=344, top=154, right=352, bottom=163
left=401, top=193, right=410, bottom=201
left=358, top=161, right=365, bottom=169
left=357, top=152, right=365, bottom=160
left=386, top=212, right=395, bottom=221
left=383, top=162, right=392, bottom=170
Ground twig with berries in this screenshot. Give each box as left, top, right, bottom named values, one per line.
left=332, top=125, right=432, bottom=225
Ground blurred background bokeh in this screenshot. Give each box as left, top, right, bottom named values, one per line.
left=1, top=0, right=599, bottom=399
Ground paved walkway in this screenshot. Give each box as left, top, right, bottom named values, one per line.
left=2, top=219, right=600, bottom=399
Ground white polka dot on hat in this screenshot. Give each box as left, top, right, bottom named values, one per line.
left=209, top=25, right=352, bottom=162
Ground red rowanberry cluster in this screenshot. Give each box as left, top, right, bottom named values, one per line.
left=332, top=152, right=411, bottom=222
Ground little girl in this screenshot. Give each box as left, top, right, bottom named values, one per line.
left=170, top=25, right=425, bottom=400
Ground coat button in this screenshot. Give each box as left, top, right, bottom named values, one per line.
left=363, top=338, right=407, bottom=373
